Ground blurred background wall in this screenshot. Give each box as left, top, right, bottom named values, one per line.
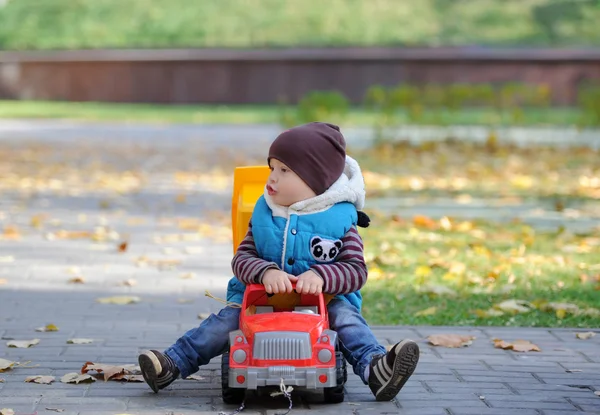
left=0, top=0, right=599, bottom=106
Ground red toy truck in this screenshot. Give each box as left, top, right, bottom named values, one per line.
left=221, top=283, right=346, bottom=404
left=223, top=166, right=346, bottom=404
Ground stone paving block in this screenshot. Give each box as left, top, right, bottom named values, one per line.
left=579, top=405, right=600, bottom=413
left=485, top=399, right=577, bottom=411
left=38, top=397, right=128, bottom=411
left=543, top=412, right=595, bottom=415
left=450, top=410, right=539, bottom=415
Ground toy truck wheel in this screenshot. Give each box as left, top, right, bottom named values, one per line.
left=221, top=353, right=245, bottom=405
left=323, top=351, right=346, bottom=404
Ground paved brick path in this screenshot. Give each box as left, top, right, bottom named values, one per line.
left=0, top=126, right=599, bottom=415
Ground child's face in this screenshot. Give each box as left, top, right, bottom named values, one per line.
left=267, top=158, right=317, bottom=207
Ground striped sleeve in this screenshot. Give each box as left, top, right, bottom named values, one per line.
left=310, top=226, right=368, bottom=295
left=231, top=222, right=279, bottom=285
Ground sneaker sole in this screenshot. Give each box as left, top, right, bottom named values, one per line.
left=138, top=350, right=162, bottom=394
left=375, top=339, right=420, bottom=401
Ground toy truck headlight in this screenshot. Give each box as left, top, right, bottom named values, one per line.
left=317, top=349, right=332, bottom=363
left=232, top=349, right=247, bottom=363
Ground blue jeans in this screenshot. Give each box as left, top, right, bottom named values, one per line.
left=165, top=299, right=385, bottom=383
left=165, top=306, right=241, bottom=378
left=328, top=299, right=386, bottom=384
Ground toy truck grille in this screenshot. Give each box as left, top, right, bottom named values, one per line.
left=253, top=332, right=312, bottom=360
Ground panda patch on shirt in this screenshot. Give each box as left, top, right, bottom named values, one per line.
left=310, top=236, right=343, bottom=263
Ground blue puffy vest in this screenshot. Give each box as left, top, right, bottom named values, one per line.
left=226, top=195, right=363, bottom=311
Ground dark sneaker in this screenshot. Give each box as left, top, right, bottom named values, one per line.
left=138, top=349, right=180, bottom=393
left=368, top=339, right=420, bottom=401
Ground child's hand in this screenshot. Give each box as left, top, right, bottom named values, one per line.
left=295, top=270, right=324, bottom=295
left=262, top=269, right=295, bottom=294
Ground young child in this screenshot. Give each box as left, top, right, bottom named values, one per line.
left=138, top=122, right=420, bottom=401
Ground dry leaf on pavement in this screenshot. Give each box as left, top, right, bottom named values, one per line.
left=1, top=225, right=21, bottom=240
left=96, top=296, right=140, bottom=305
left=0, top=409, right=15, bottom=415
left=44, top=408, right=65, bottom=413
left=7, top=339, right=40, bottom=348
left=180, top=272, right=196, bottom=279
left=185, top=374, right=205, bottom=381
left=0, top=359, right=17, bottom=372
left=117, top=241, right=128, bottom=252
left=67, top=276, right=85, bottom=284
left=25, top=375, right=55, bottom=384
left=427, top=334, right=476, bottom=348
left=493, top=338, right=541, bottom=352
left=119, top=375, right=144, bottom=382
left=60, top=373, right=95, bottom=384
left=67, top=338, right=93, bottom=344
left=81, top=362, right=141, bottom=382
left=118, top=279, right=137, bottom=287
left=35, top=324, right=59, bottom=332
left=576, top=332, right=597, bottom=340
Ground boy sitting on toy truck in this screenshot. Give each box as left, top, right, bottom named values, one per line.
left=138, top=122, right=420, bottom=401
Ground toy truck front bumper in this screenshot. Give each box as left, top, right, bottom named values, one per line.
left=229, top=365, right=338, bottom=389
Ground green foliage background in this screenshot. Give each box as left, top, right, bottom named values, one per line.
left=0, top=0, right=599, bottom=50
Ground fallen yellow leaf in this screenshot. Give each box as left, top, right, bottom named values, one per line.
left=35, top=324, right=59, bottom=332
left=0, top=358, right=17, bottom=372
left=7, top=339, right=40, bottom=348
left=67, top=338, right=94, bottom=344
left=60, top=373, right=95, bottom=384
left=369, top=266, right=385, bottom=281
left=493, top=299, right=533, bottom=314
left=413, top=215, right=437, bottom=229
left=427, top=334, right=475, bottom=348
left=415, top=265, right=433, bottom=278
left=81, top=362, right=142, bottom=382
left=493, top=338, right=541, bottom=352
left=25, top=375, right=55, bottom=384
left=474, top=308, right=504, bottom=318
left=415, top=306, right=437, bottom=317
left=418, top=284, right=457, bottom=297
left=67, top=276, right=85, bottom=284
left=180, top=272, right=197, bottom=280
left=0, top=409, right=15, bottom=415
left=575, top=332, right=596, bottom=340
left=96, top=296, right=141, bottom=305
left=1, top=225, right=21, bottom=240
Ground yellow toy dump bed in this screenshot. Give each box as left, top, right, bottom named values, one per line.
left=231, top=166, right=270, bottom=253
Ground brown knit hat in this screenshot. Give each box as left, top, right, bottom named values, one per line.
left=268, top=122, right=346, bottom=195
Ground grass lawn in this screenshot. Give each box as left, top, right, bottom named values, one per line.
left=353, top=140, right=600, bottom=327
left=0, top=100, right=585, bottom=127
left=360, top=215, right=600, bottom=328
